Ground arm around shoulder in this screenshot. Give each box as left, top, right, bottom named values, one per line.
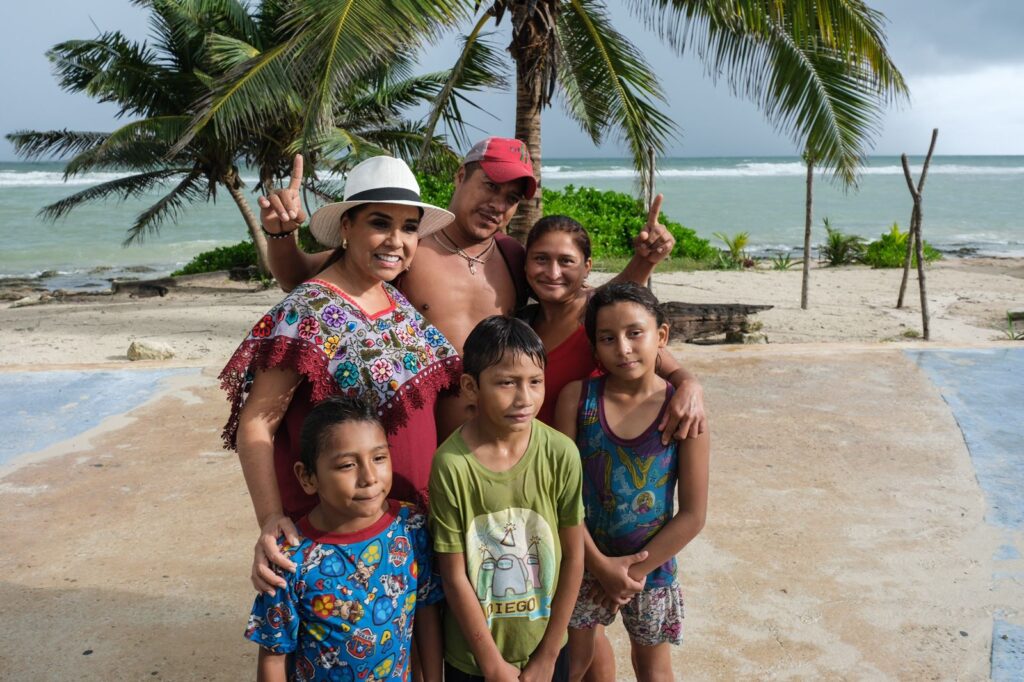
left=552, top=380, right=583, bottom=441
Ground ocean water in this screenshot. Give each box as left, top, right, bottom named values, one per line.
left=2, top=156, right=1022, bottom=290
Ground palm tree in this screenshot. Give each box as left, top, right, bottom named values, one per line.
left=8, top=0, right=494, bottom=274
left=420, top=0, right=908, bottom=239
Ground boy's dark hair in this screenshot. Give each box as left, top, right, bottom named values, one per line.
left=299, top=395, right=383, bottom=470
left=525, top=215, right=591, bottom=260
left=584, top=282, right=668, bottom=345
left=463, top=315, right=547, bottom=379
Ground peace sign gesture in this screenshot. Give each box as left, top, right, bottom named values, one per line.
left=633, top=193, right=675, bottom=265
left=257, top=154, right=307, bottom=235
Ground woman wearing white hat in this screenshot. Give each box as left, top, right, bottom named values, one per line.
left=220, top=155, right=460, bottom=592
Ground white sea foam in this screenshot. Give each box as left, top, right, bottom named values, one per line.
left=543, top=162, right=1024, bottom=180
left=4, top=161, right=1023, bottom=187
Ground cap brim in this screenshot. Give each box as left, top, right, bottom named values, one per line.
left=479, top=161, right=537, bottom=199
left=309, top=200, right=455, bottom=248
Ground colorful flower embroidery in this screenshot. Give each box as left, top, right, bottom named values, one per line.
left=402, top=353, right=419, bottom=372
left=321, top=304, right=347, bottom=328
left=297, top=315, right=318, bottom=340
left=424, top=327, right=444, bottom=347
left=323, top=335, right=341, bottom=358
left=335, top=361, right=360, bottom=389
left=285, top=308, right=299, bottom=325
left=370, top=358, right=393, bottom=384
left=252, top=315, right=273, bottom=338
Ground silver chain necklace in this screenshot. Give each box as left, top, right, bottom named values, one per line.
left=432, top=230, right=497, bottom=275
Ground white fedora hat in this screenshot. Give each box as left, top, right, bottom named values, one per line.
left=309, top=156, right=454, bottom=247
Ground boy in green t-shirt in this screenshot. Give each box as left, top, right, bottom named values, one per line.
left=429, top=316, right=584, bottom=682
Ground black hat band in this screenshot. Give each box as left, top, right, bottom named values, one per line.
left=345, top=187, right=421, bottom=203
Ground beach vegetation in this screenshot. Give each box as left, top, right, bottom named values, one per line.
left=819, top=218, right=865, bottom=266
left=171, top=241, right=256, bottom=277
left=863, top=223, right=942, bottom=268
left=713, top=231, right=750, bottom=260
left=770, top=253, right=801, bottom=270
left=1003, top=313, right=1024, bottom=341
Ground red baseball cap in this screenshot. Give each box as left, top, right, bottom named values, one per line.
left=464, top=137, right=537, bottom=199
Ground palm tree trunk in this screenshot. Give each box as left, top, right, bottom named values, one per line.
left=225, top=182, right=270, bottom=277
left=801, top=155, right=814, bottom=309
left=507, top=3, right=557, bottom=243
left=510, top=71, right=543, bottom=242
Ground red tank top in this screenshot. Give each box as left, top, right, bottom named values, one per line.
left=537, top=324, right=601, bottom=425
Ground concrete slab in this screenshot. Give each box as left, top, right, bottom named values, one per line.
left=908, top=348, right=1024, bottom=681
left=0, top=349, right=1009, bottom=680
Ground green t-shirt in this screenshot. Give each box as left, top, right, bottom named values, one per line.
left=428, top=419, right=584, bottom=675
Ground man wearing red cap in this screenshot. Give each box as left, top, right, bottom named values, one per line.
left=259, top=137, right=703, bottom=437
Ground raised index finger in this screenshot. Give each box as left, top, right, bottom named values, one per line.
left=287, top=154, right=304, bottom=191
left=646, top=193, right=663, bottom=226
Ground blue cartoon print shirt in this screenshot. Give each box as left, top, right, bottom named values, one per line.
left=246, top=501, right=442, bottom=681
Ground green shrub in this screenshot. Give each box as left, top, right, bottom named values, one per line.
left=863, top=223, right=942, bottom=268
left=770, top=253, right=801, bottom=270
left=541, top=185, right=714, bottom=260
left=416, top=174, right=714, bottom=260
left=819, top=218, right=865, bottom=266
left=172, top=241, right=256, bottom=276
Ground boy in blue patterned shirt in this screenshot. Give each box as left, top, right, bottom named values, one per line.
left=246, top=396, right=442, bottom=681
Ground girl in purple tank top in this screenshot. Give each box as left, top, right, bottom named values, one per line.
left=552, top=283, right=710, bottom=682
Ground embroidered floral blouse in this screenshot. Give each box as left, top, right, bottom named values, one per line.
left=221, top=279, right=460, bottom=512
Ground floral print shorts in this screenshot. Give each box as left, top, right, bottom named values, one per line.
left=569, top=572, right=684, bottom=646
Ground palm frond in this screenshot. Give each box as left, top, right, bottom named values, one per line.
left=5, top=130, right=108, bottom=161
left=558, top=0, right=677, bottom=178
left=123, top=170, right=209, bottom=245
left=61, top=116, right=195, bottom=176
left=417, top=21, right=509, bottom=159
left=38, top=168, right=195, bottom=222
left=626, top=0, right=908, bottom=184
left=280, top=0, right=468, bottom=147
left=47, top=35, right=179, bottom=117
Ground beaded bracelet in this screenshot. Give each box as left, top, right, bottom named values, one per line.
left=262, top=225, right=298, bottom=240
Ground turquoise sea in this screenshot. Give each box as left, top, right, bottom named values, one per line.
left=2, top=156, right=1022, bottom=290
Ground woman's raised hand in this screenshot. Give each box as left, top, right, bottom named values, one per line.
left=251, top=512, right=301, bottom=594
left=634, top=194, right=676, bottom=264
left=257, top=154, right=307, bottom=235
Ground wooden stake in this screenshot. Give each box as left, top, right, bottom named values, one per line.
left=898, top=128, right=938, bottom=339
left=897, top=129, right=938, bottom=308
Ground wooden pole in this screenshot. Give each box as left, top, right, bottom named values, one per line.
left=899, top=128, right=938, bottom=340
left=897, top=129, right=938, bottom=308
left=801, top=154, right=814, bottom=309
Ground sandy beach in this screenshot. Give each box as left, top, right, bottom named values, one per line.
left=1, top=258, right=1022, bottom=680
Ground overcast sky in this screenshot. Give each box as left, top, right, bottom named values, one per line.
left=2, top=1, right=1022, bottom=160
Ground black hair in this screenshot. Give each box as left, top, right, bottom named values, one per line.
left=584, top=282, right=668, bottom=346
left=462, top=315, right=547, bottom=379
left=299, top=395, right=383, bottom=471
left=525, top=215, right=592, bottom=260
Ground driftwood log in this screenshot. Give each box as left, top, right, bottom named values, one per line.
left=662, top=301, right=773, bottom=342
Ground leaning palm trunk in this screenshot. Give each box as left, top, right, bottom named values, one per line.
left=511, top=68, right=544, bottom=241
left=506, top=1, right=559, bottom=242
left=225, top=181, right=270, bottom=278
